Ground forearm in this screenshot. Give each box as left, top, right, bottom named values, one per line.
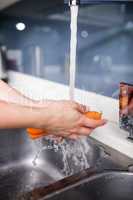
left=0, top=101, right=44, bottom=129
left=0, top=80, right=40, bottom=107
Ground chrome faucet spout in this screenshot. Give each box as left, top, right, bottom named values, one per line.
left=69, top=0, right=80, bottom=6
left=65, top=0, right=129, bottom=5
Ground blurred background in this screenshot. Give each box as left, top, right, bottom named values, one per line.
left=0, top=0, right=133, bottom=98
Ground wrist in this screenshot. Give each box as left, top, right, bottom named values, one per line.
left=29, top=100, right=56, bottom=129
left=30, top=104, right=50, bottom=129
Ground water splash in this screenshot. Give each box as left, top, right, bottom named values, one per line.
left=32, top=136, right=91, bottom=177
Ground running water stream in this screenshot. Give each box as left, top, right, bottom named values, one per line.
left=32, top=5, right=90, bottom=176
left=69, top=5, right=78, bottom=100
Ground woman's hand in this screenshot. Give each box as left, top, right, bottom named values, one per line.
left=35, top=100, right=107, bottom=139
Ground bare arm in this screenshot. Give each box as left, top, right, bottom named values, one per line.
left=0, top=80, right=40, bottom=107
left=0, top=101, right=41, bottom=129
left=0, top=81, right=107, bottom=139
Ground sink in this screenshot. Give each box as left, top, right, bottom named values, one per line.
left=0, top=129, right=133, bottom=200
left=0, top=129, right=105, bottom=200
left=42, top=172, right=133, bottom=200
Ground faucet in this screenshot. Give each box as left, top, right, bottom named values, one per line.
left=64, top=0, right=129, bottom=5
left=64, top=0, right=79, bottom=5
left=69, top=0, right=80, bottom=5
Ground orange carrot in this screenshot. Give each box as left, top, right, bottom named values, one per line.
left=27, top=128, right=48, bottom=139
left=85, top=111, right=102, bottom=120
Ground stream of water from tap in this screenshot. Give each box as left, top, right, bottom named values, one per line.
left=69, top=5, right=78, bottom=100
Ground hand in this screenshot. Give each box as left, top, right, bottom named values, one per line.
left=35, top=100, right=107, bottom=140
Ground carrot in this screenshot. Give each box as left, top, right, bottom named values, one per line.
left=85, top=111, right=102, bottom=120
left=27, top=128, right=44, bottom=135
left=27, top=111, right=102, bottom=140
left=27, top=128, right=48, bottom=139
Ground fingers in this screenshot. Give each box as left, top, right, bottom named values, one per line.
left=77, top=127, right=93, bottom=136
left=82, top=116, right=107, bottom=129
left=51, top=136, right=64, bottom=143
left=68, top=134, right=79, bottom=140
left=75, top=102, right=89, bottom=114
left=70, top=127, right=93, bottom=135
left=70, top=100, right=89, bottom=114
left=68, top=127, right=93, bottom=140
left=52, top=127, right=93, bottom=141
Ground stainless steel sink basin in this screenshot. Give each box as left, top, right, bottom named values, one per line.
left=42, top=172, right=133, bottom=200
left=0, top=129, right=105, bottom=200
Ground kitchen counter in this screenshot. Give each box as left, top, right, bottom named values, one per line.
left=8, top=70, right=133, bottom=160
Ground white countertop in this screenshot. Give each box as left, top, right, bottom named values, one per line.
left=8, top=70, right=133, bottom=160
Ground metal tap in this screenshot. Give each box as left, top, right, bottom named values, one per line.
left=69, top=0, right=80, bottom=6
left=64, top=0, right=129, bottom=4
